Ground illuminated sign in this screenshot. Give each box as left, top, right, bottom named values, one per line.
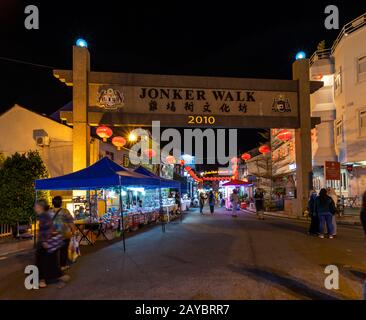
left=90, top=85, right=298, bottom=117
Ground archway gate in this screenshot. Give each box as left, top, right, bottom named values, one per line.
left=54, top=46, right=323, bottom=216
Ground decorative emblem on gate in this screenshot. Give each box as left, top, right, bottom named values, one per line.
left=97, top=87, right=125, bottom=110
left=272, top=95, right=291, bottom=113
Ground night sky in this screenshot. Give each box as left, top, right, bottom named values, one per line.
left=0, top=0, right=365, bottom=158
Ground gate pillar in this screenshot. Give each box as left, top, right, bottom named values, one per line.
left=72, top=45, right=90, bottom=172
left=292, top=59, right=313, bottom=216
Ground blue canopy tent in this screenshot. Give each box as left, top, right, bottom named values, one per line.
left=133, top=166, right=183, bottom=229
left=35, top=157, right=161, bottom=190
left=133, top=166, right=181, bottom=189
left=34, top=157, right=161, bottom=251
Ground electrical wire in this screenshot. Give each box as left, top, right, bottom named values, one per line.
left=0, top=56, right=55, bottom=69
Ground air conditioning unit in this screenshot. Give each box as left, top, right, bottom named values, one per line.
left=35, top=136, right=50, bottom=147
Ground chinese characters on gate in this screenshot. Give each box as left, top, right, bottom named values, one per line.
left=139, top=87, right=254, bottom=114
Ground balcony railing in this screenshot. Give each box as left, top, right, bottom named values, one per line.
left=310, top=12, right=366, bottom=66
left=309, top=48, right=332, bottom=66
left=332, top=12, right=366, bottom=52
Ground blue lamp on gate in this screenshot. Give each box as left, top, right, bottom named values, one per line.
left=295, top=51, right=306, bottom=60
left=76, top=38, right=88, bottom=48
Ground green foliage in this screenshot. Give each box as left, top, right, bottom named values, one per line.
left=0, top=151, right=48, bottom=225
left=317, top=40, right=326, bottom=51
left=0, top=153, right=5, bottom=168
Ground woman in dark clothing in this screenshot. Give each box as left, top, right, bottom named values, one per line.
left=360, top=191, right=366, bottom=235
left=254, top=189, right=264, bottom=220
left=315, top=188, right=335, bottom=239
left=208, top=191, right=215, bottom=214
left=307, top=190, right=319, bottom=235
left=35, top=199, right=69, bottom=288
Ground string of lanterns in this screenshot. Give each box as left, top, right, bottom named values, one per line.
left=96, top=125, right=127, bottom=150
left=96, top=124, right=290, bottom=183
left=183, top=166, right=202, bottom=183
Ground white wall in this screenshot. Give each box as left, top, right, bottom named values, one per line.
left=333, top=27, right=366, bottom=163
left=310, top=59, right=337, bottom=166
left=0, top=105, right=73, bottom=177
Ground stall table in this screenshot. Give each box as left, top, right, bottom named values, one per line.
left=75, top=221, right=109, bottom=245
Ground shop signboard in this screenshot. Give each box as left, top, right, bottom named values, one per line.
left=324, top=161, right=341, bottom=180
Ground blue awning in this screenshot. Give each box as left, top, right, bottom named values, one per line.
left=35, top=157, right=160, bottom=190
left=133, top=166, right=181, bottom=189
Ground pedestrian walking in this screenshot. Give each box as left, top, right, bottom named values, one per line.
left=199, top=192, right=206, bottom=215
left=254, top=189, right=264, bottom=220
left=51, top=196, right=76, bottom=272
left=209, top=191, right=215, bottom=214
left=315, top=188, right=335, bottom=239
left=360, top=191, right=366, bottom=235
left=307, top=190, right=319, bottom=235
left=175, top=192, right=181, bottom=214
left=34, top=199, right=69, bottom=288
left=230, top=189, right=239, bottom=217
left=327, top=187, right=338, bottom=236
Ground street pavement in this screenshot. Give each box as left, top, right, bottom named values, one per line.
left=0, top=207, right=365, bottom=300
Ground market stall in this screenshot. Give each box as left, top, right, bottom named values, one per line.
left=133, top=166, right=184, bottom=222
left=221, top=179, right=253, bottom=210
left=35, top=157, right=164, bottom=251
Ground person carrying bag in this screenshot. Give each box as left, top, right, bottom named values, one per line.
left=52, top=196, right=76, bottom=271
left=34, top=199, right=69, bottom=288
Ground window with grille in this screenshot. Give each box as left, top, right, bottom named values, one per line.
left=336, top=120, right=343, bottom=143
left=334, top=67, right=342, bottom=96
left=359, top=110, right=366, bottom=136
left=357, top=55, right=366, bottom=82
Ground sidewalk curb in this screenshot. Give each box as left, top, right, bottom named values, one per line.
left=243, top=209, right=362, bottom=226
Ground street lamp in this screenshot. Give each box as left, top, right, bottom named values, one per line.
left=128, top=132, right=137, bottom=142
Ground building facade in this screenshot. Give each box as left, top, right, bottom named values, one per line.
left=309, top=12, right=366, bottom=202
left=0, top=104, right=130, bottom=178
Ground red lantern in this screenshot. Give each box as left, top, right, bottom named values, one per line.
left=277, top=129, right=292, bottom=141
left=165, top=155, right=176, bottom=164
left=144, top=149, right=156, bottom=158
left=96, top=125, right=113, bottom=142
left=112, top=136, right=127, bottom=150
left=259, top=145, right=270, bottom=154
left=185, top=166, right=192, bottom=172
left=241, top=153, right=251, bottom=161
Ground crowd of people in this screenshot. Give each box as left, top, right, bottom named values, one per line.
left=308, top=187, right=366, bottom=238
left=34, top=196, right=76, bottom=288
left=33, top=188, right=366, bottom=293
left=198, top=189, right=241, bottom=218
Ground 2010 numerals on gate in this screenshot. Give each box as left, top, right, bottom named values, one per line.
left=188, top=115, right=216, bottom=125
